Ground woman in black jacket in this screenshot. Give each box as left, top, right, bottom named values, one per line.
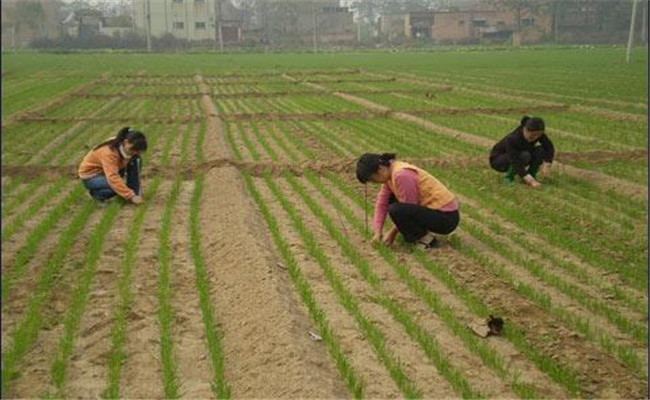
left=489, top=116, right=554, bottom=188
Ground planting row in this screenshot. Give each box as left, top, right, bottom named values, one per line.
left=222, top=112, right=647, bottom=398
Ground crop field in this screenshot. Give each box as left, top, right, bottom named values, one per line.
left=1, top=48, right=647, bottom=399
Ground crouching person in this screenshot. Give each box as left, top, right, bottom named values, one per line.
left=356, top=153, right=460, bottom=249
left=489, top=116, right=554, bottom=188
left=78, top=127, right=147, bottom=205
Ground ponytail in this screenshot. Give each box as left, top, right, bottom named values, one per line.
left=379, top=153, right=396, bottom=165
left=94, top=126, right=147, bottom=153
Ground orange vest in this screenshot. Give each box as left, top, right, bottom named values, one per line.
left=387, top=161, right=455, bottom=210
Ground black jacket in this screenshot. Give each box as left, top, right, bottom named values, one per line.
left=490, top=126, right=555, bottom=177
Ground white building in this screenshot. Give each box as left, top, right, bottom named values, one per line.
left=132, top=0, right=242, bottom=42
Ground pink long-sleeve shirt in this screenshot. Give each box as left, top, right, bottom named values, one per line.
left=373, top=167, right=458, bottom=233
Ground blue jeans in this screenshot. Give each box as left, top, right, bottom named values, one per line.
left=82, top=156, right=141, bottom=201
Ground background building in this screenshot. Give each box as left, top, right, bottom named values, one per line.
left=132, top=0, right=243, bottom=44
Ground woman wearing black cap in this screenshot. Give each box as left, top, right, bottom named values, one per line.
left=356, top=153, right=459, bottom=249
left=489, top=116, right=554, bottom=188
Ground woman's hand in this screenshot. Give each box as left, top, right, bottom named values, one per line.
left=539, top=163, right=551, bottom=180
left=383, top=226, right=399, bottom=247
left=371, top=231, right=383, bottom=243
left=523, top=174, right=541, bottom=188
left=131, top=195, right=144, bottom=204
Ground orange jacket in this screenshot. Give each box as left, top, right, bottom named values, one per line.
left=78, top=145, right=135, bottom=199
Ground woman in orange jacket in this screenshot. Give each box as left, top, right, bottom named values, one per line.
left=356, top=153, right=459, bottom=249
left=78, top=127, right=147, bottom=205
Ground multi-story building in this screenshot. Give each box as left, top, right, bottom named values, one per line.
left=132, top=0, right=243, bottom=43
left=381, top=6, right=552, bottom=45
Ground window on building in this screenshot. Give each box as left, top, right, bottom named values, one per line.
left=521, top=18, right=534, bottom=26
left=472, top=19, right=487, bottom=27
left=172, top=0, right=183, bottom=3
left=173, top=21, right=185, bottom=29
left=195, top=22, right=206, bottom=29
left=458, top=20, right=465, bottom=26
left=496, top=21, right=505, bottom=26
left=195, top=0, right=205, bottom=2
left=322, top=6, right=346, bottom=13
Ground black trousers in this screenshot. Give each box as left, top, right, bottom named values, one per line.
left=489, top=146, right=544, bottom=173
left=82, top=156, right=142, bottom=201
left=388, top=202, right=460, bottom=243
left=122, top=155, right=142, bottom=196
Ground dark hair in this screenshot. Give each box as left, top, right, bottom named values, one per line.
left=356, top=153, right=396, bottom=184
left=94, top=126, right=147, bottom=153
left=520, top=116, right=545, bottom=131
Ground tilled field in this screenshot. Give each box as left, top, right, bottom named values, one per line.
left=1, top=52, right=647, bottom=399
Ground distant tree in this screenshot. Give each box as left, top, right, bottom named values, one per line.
left=15, top=1, right=46, bottom=38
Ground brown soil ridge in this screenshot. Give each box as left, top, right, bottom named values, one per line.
left=72, top=93, right=201, bottom=100
left=72, top=87, right=454, bottom=101
left=219, top=105, right=568, bottom=122
left=109, top=69, right=361, bottom=80
left=102, top=77, right=392, bottom=87
left=4, top=150, right=646, bottom=181
left=16, top=116, right=204, bottom=124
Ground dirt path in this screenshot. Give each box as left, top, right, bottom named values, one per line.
left=195, top=75, right=349, bottom=397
